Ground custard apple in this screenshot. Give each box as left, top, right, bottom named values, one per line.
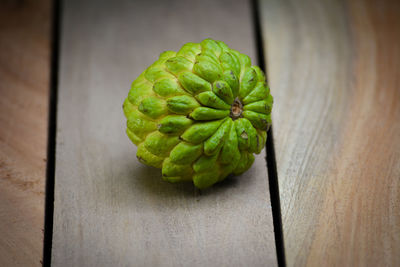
left=123, top=39, right=273, bottom=189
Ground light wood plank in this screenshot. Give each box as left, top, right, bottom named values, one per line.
left=52, top=0, right=277, bottom=266
left=0, top=0, right=51, bottom=266
left=260, top=0, right=400, bottom=266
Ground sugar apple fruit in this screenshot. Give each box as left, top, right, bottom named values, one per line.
left=123, top=38, right=273, bottom=189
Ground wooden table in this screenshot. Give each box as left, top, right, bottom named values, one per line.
left=0, top=0, right=50, bottom=266
left=260, top=1, right=400, bottom=266
left=0, top=0, right=399, bottom=266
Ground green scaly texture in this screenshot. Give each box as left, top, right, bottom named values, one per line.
left=123, top=39, right=273, bottom=189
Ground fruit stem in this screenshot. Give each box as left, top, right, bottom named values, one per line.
left=230, top=97, right=243, bottom=120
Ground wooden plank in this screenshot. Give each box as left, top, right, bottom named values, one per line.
left=259, top=0, right=400, bottom=266
left=0, top=0, right=51, bottom=266
left=52, top=0, right=277, bottom=266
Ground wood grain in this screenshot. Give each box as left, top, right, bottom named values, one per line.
left=52, top=0, right=277, bottom=266
left=0, top=0, right=50, bottom=266
left=260, top=0, right=400, bottom=266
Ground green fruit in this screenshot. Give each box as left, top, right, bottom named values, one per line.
left=123, top=39, right=273, bottom=189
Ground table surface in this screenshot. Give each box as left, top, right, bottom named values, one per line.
left=51, top=0, right=276, bottom=266
left=0, top=0, right=399, bottom=266
left=260, top=0, right=400, bottom=266
left=0, top=0, right=50, bottom=266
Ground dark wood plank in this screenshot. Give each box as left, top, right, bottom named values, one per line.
left=0, top=0, right=51, bottom=266
left=260, top=0, right=400, bottom=265
left=52, top=0, right=277, bottom=266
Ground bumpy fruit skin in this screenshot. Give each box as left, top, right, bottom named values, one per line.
left=123, top=39, right=273, bottom=189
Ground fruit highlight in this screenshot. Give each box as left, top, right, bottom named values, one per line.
left=123, top=39, right=273, bottom=189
